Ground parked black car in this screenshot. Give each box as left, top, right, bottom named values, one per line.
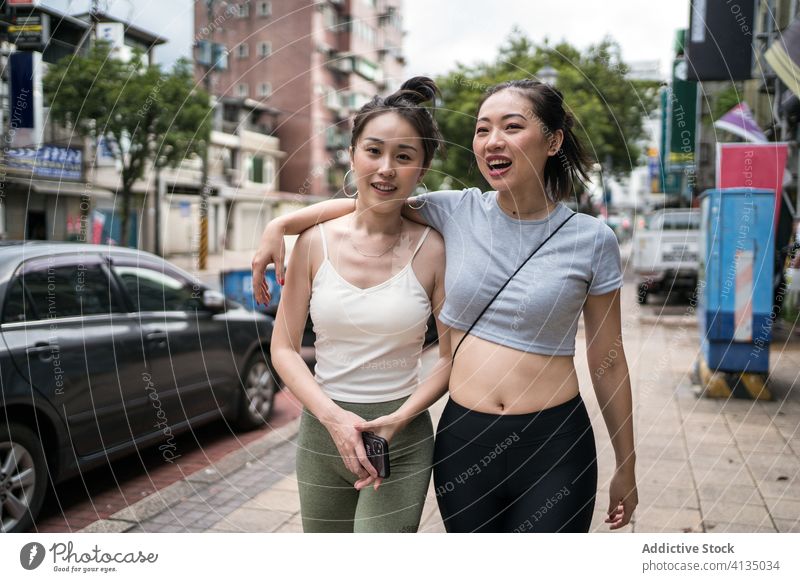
left=0, top=242, right=280, bottom=533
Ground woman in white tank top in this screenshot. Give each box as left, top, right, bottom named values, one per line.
left=270, top=78, right=451, bottom=532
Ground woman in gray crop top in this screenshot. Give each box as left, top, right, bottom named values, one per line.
left=254, top=79, right=638, bottom=533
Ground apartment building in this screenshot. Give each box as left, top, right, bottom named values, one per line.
left=194, top=0, right=405, bottom=197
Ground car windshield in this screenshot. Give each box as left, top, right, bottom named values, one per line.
left=649, top=211, right=700, bottom=230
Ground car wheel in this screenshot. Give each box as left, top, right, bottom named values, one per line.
left=0, top=423, right=48, bottom=533
left=235, top=352, right=279, bottom=430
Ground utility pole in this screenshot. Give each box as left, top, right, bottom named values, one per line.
left=198, top=0, right=217, bottom=270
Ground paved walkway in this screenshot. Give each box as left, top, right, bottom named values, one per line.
left=80, top=276, right=800, bottom=534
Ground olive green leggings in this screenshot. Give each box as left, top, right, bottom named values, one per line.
left=296, top=396, right=434, bottom=533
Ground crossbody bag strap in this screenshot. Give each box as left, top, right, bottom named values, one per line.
left=451, top=211, right=576, bottom=360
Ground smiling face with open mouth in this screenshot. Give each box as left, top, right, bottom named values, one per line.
left=473, top=90, right=562, bottom=197
left=349, top=111, right=427, bottom=214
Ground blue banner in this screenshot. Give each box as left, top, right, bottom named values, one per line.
left=4, top=145, right=83, bottom=180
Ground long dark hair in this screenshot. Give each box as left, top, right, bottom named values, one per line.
left=350, top=76, right=445, bottom=168
left=478, top=79, right=592, bottom=201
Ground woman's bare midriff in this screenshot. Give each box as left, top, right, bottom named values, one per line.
left=447, top=329, right=580, bottom=414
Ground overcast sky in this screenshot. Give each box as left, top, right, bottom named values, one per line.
left=41, top=0, right=690, bottom=78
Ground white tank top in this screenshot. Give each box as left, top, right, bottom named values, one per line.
left=309, top=222, right=433, bottom=403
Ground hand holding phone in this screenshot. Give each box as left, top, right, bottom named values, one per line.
left=361, top=431, right=390, bottom=478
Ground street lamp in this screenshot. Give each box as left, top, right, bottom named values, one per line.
left=536, top=65, right=559, bottom=86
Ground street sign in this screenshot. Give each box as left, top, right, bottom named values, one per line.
left=8, top=12, right=49, bottom=50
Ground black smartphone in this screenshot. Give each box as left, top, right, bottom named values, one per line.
left=361, top=432, right=390, bottom=478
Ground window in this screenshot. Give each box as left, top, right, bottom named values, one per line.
left=257, top=41, right=272, bottom=58
left=237, top=2, right=250, bottom=18
left=236, top=83, right=249, bottom=97
left=354, top=57, right=378, bottom=81
left=321, top=5, right=336, bottom=29
left=113, top=265, right=203, bottom=312
left=2, top=279, right=30, bottom=323
left=257, top=1, right=271, bottom=17
left=381, top=8, right=402, bottom=30
left=659, top=211, right=701, bottom=231
left=237, top=43, right=249, bottom=59
left=9, top=263, right=121, bottom=321
left=325, top=88, right=339, bottom=109
left=249, top=155, right=264, bottom=183
left=351, top=20, right=375, bottom=46
left=325, top=127, right=346, bottom=148
left=257, top=82, right=272, bottom=97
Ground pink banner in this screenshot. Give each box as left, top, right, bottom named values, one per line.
left=716, top=142, right=788, bottom=226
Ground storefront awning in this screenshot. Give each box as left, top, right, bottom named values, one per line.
left=7, top=176, right=114, bottom=199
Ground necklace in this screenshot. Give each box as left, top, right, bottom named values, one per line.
left=348, top=216, right=403, bottom=258
left=497, top=193, right=553, bottom=218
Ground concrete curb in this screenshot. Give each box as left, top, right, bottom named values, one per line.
left=78, top=417, right=301, bottom=533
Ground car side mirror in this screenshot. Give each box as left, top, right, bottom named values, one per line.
left=203, top=289, right=226, bottom=312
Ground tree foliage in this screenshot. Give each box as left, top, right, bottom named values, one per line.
left=428, top=29, right=660, bottom=192
left=44, top=42, right=212, bottom=246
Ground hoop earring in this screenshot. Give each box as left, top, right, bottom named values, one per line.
left=342, top=169, right=358, bottom=198
left=408, top=182, right=428, bottom=209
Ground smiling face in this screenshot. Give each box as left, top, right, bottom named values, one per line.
left=473, top=89, right=563, bottom=196
left=350, top=111, right=427, bottom=213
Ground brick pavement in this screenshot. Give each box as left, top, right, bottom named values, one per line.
left=34, top=390, right=301, bottom=533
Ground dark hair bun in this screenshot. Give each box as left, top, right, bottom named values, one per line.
left=387, top=76, right=439, bottom=106
left=350, top=75, right=445, bottom=166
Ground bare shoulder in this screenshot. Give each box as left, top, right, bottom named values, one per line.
left=414, top=225, right=445, bottom=271
left=295, top=222, right=320, bottom=250
left=420, top=226, right=444, bottom=258
left=293, top=223, right=326, bottom=275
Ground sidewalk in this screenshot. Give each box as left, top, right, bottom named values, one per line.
left=79, top=278, right=800, bottom=534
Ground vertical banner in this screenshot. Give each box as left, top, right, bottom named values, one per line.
left=665, top=44, right=698, bottom=203
left=686, top=0, right=755, bottom=81
left=716, top=142, right=788, bottom=226
left=8, top=50, right=44, bottom=148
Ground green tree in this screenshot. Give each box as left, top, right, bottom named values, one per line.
left=44, top=42, right=212, bottom=247
left=429, top=29, right=660, bottom=193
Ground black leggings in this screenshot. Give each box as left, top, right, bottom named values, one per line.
left=433, top=394, right=597, bottom=533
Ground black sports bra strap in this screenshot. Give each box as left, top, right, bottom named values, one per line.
left=451, top=211, right=576, bottom=360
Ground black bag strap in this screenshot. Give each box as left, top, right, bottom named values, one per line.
left=452, top=211, right=576, bottom=360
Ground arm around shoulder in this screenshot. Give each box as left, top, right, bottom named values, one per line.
left=252, top=199, right=354, bottom=303
left=402, top=188, right=473, bottom=230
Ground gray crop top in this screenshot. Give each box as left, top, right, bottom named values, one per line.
left=416, top=188, right=623, bottom=356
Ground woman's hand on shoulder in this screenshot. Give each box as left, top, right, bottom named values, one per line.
left=252, top=219, right=286, bottom=306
